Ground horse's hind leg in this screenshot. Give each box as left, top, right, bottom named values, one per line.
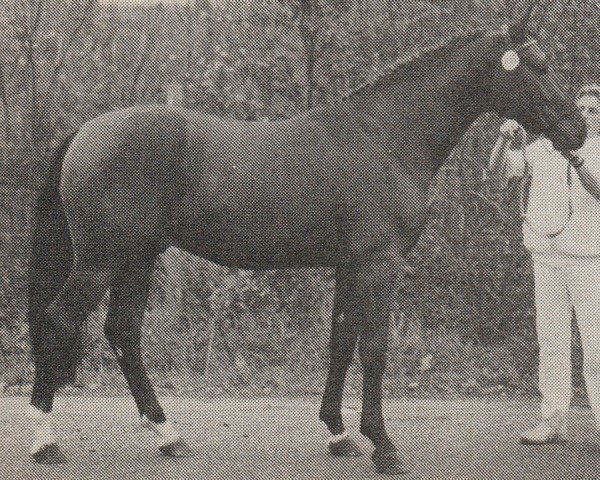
left=104, top=250, right=192, bottom=458
left=319, top=265, right=362, bottom=457
left=355, top=249, right=406, bottom=475
left=30, top=259, right=109, bottom=463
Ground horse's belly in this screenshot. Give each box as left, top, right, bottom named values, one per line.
left=173, top=205, right=338, bottom=269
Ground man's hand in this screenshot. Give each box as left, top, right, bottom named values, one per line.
left=485, top=120, right=526, bottom=191
left=499, top=119, right=522, bottom=140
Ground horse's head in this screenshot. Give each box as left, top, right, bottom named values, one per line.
left=484, top=22, right=586, bottom=153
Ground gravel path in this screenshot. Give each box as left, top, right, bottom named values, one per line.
left=0, top=396, right=599, bottom=479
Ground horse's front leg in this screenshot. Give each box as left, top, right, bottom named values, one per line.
left=319, top=265, right=362, bottom=457
left=354, top=249, right=407, bottom=475
left=105, top=253, right=193, bottom=458
left=29, top=377, right=65, bottom=463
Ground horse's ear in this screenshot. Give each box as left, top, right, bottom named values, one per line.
left=512, top=0, right=538, bottom=29
left=505, top=0, right=538, bottom=44
left=506, top=22, right=528, bottom=44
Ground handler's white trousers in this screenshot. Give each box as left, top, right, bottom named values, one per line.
left=533, top=253, right=600, bottom=423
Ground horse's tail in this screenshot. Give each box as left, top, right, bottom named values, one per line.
left=28, top=132, right=77, bottom=384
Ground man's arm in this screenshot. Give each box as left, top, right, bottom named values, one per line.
left=573, top=161, right=600, bottom=201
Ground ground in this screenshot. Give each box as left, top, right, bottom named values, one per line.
left=0, top=396, right=599, bottom=479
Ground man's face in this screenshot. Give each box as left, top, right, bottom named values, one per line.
left=577, top=94, right=600, bottom=135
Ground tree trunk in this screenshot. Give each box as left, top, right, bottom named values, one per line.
left=298, top=0, right=318, bottom=109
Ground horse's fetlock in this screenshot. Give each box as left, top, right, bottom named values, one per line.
left=361, top=417, right=393, bottom=448
left=142, top=403, right=167, bottom=424
left=319, top=407, right=344, bottom=434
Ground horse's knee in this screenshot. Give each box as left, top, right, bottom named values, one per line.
left=328, top=320, right=357, bottom=361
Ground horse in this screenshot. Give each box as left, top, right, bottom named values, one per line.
left=26, top=18, right=586, bottom=475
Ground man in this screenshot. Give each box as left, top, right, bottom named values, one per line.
left=487, top=84, right=600, bottom=444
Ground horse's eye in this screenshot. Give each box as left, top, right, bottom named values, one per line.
left=527, top=60, right=548, bottom=74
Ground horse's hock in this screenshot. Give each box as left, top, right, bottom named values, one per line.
left=0, top=185, right=35, bottom=318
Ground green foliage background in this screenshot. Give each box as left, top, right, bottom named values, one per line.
left=0, top=0, right=598, bottom=396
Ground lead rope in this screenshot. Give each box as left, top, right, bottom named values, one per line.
left=518, top=136, right=573, bottom=238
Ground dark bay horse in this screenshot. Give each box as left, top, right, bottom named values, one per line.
left=27, top=22, right=586, bottom=474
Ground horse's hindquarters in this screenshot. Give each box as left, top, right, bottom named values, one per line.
left=61, top=107, right=188, bottom=259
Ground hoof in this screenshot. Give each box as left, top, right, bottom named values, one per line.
left=159, top=438, right=194, bottom=458
left=328, top=436, right=363, bottom=457
left=32, top=443, right=68, bottom=464
left=371, top=449, right=407, bottom=475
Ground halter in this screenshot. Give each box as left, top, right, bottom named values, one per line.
left=499, top=24, right=540, bottom=71
left=497, top=27, right=573, bottom=237
left=518, top=133, right=574, bottom=238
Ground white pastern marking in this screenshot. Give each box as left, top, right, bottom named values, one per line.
left=30, top=425, right=58, bottom=454
left=141, top=415, right=181, bottom=447
left=27, top=405, right=48, bottom=421
left=328, top=431, right=350, bottom=446
left=28, top=406, right=57, bottom=454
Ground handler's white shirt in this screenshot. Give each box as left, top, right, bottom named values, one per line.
left=507, top=136, right=600, bottom=256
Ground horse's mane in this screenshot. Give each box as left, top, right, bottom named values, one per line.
left=342, top=28, right=489, bottom=101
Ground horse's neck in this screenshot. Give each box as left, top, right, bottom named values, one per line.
left=345, top=57, right=483, bottom=181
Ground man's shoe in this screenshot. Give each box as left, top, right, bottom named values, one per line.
left=520, top=413, right=567, bottom=445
